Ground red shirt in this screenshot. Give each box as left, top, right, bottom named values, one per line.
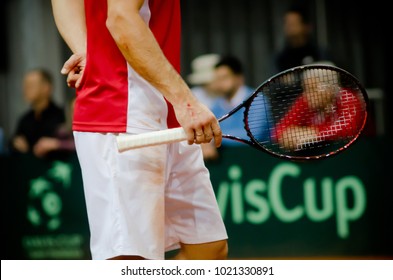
left=274, top=89, right=366, bottom=142
left=74, top=0, right=181, bottom=132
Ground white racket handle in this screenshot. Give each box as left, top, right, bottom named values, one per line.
left=116, top=127, right=187, bottom=152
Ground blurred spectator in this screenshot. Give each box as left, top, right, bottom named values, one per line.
left=11, top=68, right=66, bottom=157
left=33, top=97, right=76, bottom=158
left=274, top=5, right=334, bottom=73
left=273, top=69, right=365, bottom=151
left=201, top=55, right=271, bottom=160
left=187, top=53, right=220, bottom=109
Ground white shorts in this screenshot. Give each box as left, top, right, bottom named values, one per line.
left=73, top=131, right=227, bottom=260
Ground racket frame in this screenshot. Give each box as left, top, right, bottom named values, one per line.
left=241, top=64, right=369, bottom=160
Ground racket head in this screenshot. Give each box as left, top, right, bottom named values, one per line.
left=244, top=64, right=368, bottom=161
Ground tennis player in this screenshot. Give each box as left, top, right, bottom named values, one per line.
left=51, top=0, right=228, bottom=260
left=274, top=69, right=365, bottom=150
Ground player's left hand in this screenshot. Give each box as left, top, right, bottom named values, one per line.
left=61, top=53, right=86, bottom=88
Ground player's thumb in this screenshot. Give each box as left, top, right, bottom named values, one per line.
left=61, top=54, right=80, bottom=75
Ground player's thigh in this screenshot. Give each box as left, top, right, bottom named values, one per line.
left=165, top=142, right=228, bottom=253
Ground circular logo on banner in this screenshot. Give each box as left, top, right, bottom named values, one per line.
left=27, top=161, right=72, bottom=231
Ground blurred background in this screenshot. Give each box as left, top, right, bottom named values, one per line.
left=0, top=0, right=391, bottom=260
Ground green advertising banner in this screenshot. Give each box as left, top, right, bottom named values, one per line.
left=2, top=153, right=91, bottom=260
left=206, top=137, right=393, bottom=258
left=2, top=136, right=392, bottom=259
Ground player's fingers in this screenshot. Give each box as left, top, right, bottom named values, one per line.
left=61, top=54, right=82, bottom=75
left=61, top=56, right=77, bottom=75
left=67, top=70, right=82, bottom=88
left=66, top=70, right=76, bottom=87
left=75, top=76, right=82, bottom=88
left=185, top=127, right=195, bottom=145
left=211, top=121, right=222, bottom=147
left=75, top=69, right=85, bottom=88
left=203, top=125, right=213, bottom=143
left=194, top=128, right=205, bottom=144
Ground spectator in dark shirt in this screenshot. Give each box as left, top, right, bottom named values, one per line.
left=33, top=97, right=76, bottom=158
left=11, top=68, right=66, bottom=157
left=274, top=5, right=334, bottom=72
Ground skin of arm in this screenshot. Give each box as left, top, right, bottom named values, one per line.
left=51, top=0, right=86, bottom=88
left=51, top=0, right=86, bottom=54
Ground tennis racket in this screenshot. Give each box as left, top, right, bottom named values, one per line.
left=116, top=64, right=368, bottom=161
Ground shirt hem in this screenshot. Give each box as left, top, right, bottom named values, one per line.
left=72, top=122, right=178, bottom=134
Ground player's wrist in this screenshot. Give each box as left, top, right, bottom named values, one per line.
left=169, top=88, right=198, bottom=110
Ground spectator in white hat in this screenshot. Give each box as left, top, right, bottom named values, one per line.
left=187, top=53, right=220, bottom=109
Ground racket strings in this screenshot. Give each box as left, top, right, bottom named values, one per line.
left=245, top=67, right=367, bottom=158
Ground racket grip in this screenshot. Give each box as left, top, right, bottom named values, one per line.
left=116, top=127, right=187, bottom=152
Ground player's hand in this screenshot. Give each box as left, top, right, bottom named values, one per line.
left=61, top=53, right=86, bottom=88
left=173, top=98, right=222, bottom=147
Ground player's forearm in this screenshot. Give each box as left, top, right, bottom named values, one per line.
left=51, top=0, right=86, bottom=54
left=106, top=1, right=195, bottom=108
